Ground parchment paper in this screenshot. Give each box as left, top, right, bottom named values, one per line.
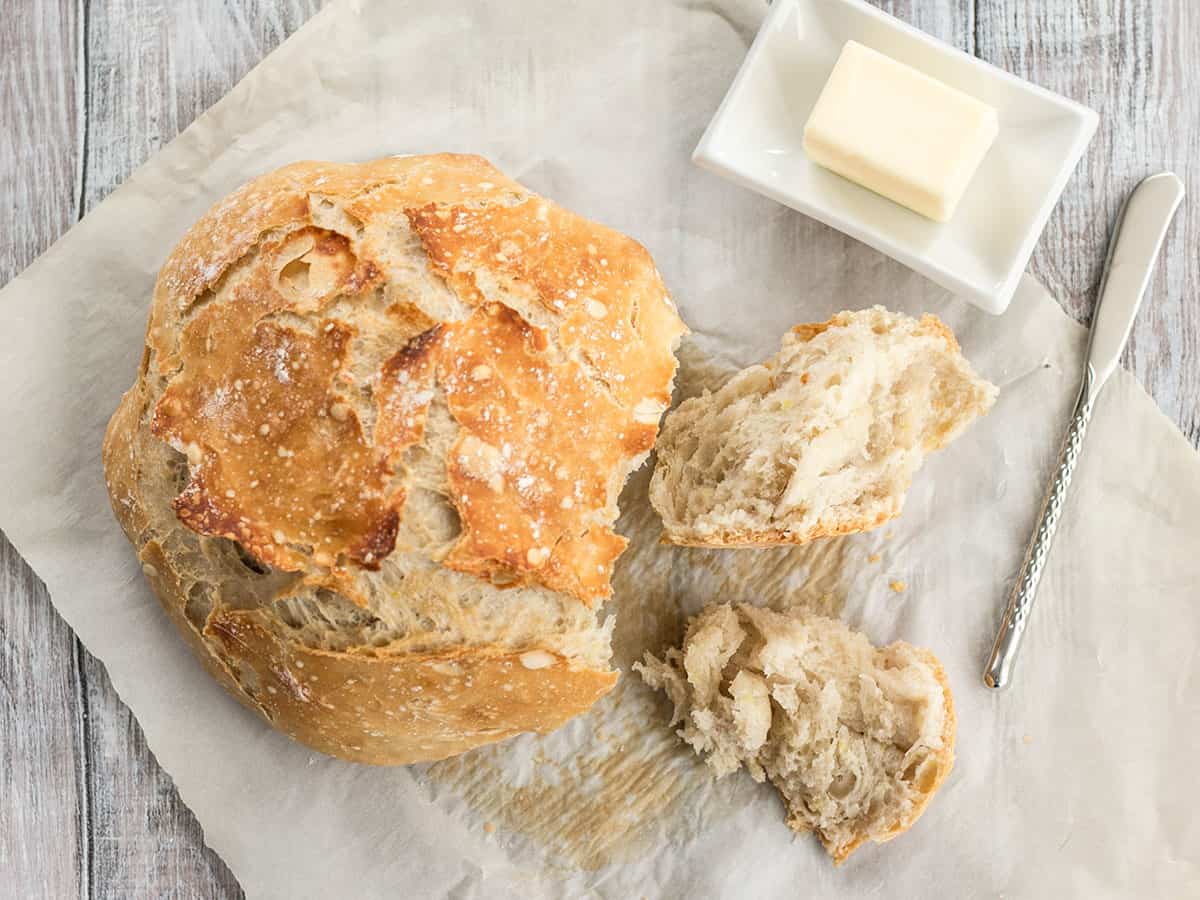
left=1, top=0, right=1197, bottom=896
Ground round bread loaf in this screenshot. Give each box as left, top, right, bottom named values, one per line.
left=103, top=154, right=686, bottom=764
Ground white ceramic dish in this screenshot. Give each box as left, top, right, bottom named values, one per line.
left=693, top=0, right=1098, bottom=314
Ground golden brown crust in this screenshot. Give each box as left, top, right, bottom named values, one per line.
left=105, top=381, right=618, bottom=765
left=826, top=648, right=957, bottom=864
left=104, top=154, right=685, bottom=764
left=152, top=298, right=404, bottom=575
left=659, top=507, right=898, bottom=548
left=437, top=303, right=647, bottom=605
left=790, top=311, right=958, bottom=353
left=407, top=187, right=681, bottom=411
left=204, top=609, right=617, bottom=765
left=143, top=153, right=683, bottom=604
left=147, top=155, right=530, bottom=365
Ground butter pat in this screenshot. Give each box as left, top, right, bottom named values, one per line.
left=803, top=41, right=999, bottom=222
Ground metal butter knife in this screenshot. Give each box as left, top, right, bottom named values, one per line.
left=983, top=172, right=1185, bottom=690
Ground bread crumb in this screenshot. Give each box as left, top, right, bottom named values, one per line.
left=141, top=563, right=159, bottom=579
left=483, top=821, right=496, bottom=834
left=889, top=580, right=906, bottom=593
left=1023, top=733, right=1034, bottom=745
left=867, top=554, right=881, bottom=564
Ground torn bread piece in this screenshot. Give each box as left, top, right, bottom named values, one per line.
left=635, top=603, right=955, bottom=864
left=650, top=307, right=997, bottom=546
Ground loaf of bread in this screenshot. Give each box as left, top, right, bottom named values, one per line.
left=650, top=307, right=996, bottom=546
left=103, top=154, right=687, bottom=765
left=635, top=603, right=955, bottom=863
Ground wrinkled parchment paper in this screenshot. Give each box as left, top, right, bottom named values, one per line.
left=2, top=1, right=1197, bottom=896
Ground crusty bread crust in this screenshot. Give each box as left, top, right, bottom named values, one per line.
left=824, top=647, right=956, bottom=864
left=202, top=608, right=618, bottom=765
left=103, top=154, right=684, bottom=764
left=657, top=507, right=897, bottom=549
left=791, top=311, right=960, bottom=352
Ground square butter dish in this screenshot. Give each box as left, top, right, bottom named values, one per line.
left=693, top=0, right=1098, bottom=314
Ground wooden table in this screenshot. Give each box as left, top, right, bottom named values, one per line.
left=3, top=1, right=1196, bottom=895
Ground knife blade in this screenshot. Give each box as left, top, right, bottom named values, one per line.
left=1085, top=172, right=1186, bottom=390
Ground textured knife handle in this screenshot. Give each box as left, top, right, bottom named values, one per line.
left=983, top=366, right=1097, bottom=689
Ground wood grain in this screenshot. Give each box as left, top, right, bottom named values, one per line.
left=0, top=0, right=83, bottom=277
left=874, top=0, right=971, bottom=48
left=975, top=0, right=1200, bottom=444
left=1, top=539, right=86, bottom=897
left=0, top=4, right=86, bottom=898
left=0, top=1, right=1196, bottom=897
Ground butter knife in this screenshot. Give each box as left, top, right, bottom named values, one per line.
left=983, top=172, right=1185, bottom=690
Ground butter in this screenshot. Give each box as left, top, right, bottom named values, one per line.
left=803, top=41, right=999, bottom=222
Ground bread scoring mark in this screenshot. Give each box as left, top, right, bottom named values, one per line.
left=375, top=324, right=444, bottom=467
left=273, top=227, right=381, bottom=310
left=402, top=191, right=690, bottom=605
left=436, top=304, right=636, bottom=606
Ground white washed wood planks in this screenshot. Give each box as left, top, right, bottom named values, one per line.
left=976, top=1, right=1200, bottom=443
left=1, top=536, right=87, bottom=897
left=874, top=0, right=971, bottom=48
left=0, top=1, right=1196, bottom=897
left=1, top=5, right=87, bottom=899
left=0, top=0, right=83, bottom=275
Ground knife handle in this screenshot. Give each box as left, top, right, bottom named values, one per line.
left=983, top=365, right=1097, bottom=689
